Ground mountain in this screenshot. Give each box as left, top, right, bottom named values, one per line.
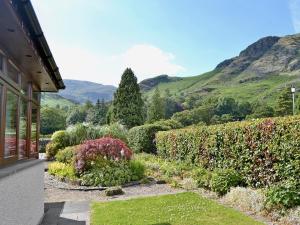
left=142, top=34, right=300, bottom=106
left=57, top=79, right=116, bottom=104
left=139, top=75, right=183, bottom=91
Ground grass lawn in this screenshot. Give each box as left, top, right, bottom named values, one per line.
left=91, top=192, right=264, bottom=225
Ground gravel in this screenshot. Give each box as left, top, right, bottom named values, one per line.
left=44, top=172, right=185, bottom=203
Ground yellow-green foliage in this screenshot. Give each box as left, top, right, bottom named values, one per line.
left=156, top=116, right=300, bottom=188
left=48, top=162, right=76, bottom=180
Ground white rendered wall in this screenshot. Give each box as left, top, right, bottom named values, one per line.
left=0, top=161, right=44, bottom=225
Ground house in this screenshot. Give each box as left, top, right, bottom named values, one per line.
left=0, top=0, right=64, bottom=224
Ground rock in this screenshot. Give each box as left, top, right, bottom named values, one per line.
left=104, top=187, right=124, bottom=196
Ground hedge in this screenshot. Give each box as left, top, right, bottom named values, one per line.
left=128, top=119, right=183, bottom=153
left=156, top=116, right=300, bottom=188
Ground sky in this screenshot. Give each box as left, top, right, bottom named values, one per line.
left=31, top=0, right=300, bottom=86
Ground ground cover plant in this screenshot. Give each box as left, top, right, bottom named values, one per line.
left=91, top=192, right=263, bottom=225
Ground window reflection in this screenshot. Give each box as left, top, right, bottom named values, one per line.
left=5, top=90, right=18, bottom=158
left=0, top=54, right=3, bottom=72
left=30, top=105, right=38, bottom=154
left=19, top=98, right=27, bottom=159
left=7, top=62, right=19, bottom=84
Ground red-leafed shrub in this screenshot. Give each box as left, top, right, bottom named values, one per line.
left=75, top=137, right=133, bottom=173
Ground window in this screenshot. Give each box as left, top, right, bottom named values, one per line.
left=21, top=75, right=28, bottom=95
left=0, top=54, right=3, bottom=72
left=30, top=104, right=38, bottom=155
left=7, top=61, right=19, bottom=84
left=4, top=90, right=18, bottom=158
left=19, top=98, right=27, bottom=159
left=32, top=92, right=40, bottom=102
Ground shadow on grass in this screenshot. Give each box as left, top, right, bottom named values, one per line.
left=41, top=202, right=86, bottom=225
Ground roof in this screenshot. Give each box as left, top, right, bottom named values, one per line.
left=11, top=0, right=65, bottom=90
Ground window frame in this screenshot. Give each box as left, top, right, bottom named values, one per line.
left=0, top=50, right=40, bottom=167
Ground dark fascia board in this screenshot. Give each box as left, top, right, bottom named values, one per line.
left=11, top=0, right=65, bottom=90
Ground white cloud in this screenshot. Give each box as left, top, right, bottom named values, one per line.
left=289, top=0, right=300, bottom=33
left=52, top=44, right=185, bottom=86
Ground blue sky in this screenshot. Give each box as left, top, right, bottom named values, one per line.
left=31, top=0, right=300, bottom=85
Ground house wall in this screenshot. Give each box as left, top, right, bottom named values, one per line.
left=0, top=160, right=44, bottom=225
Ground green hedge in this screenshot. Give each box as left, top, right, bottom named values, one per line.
left=156, top=116, right=300, bottom=188
left=128, top=119, right=183, bottom=153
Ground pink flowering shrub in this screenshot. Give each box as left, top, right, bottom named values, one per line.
left=75, top=137, right=133, bottom=173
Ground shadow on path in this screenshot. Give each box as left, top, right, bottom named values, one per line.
left=41, top=202, right=88, bottom=225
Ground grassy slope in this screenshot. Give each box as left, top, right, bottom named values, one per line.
left=144, top=70, right=299, bottom=106
left=41, top=93, right=77, bottom=108
left=91, top=192, right=263, bottom=225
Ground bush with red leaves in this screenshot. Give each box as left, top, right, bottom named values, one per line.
left=75, top=137, right=133, bottom=173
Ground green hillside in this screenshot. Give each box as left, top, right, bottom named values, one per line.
left=41, top=93, right=78, bottom=109
left=142, top=34, right=300, bottom=107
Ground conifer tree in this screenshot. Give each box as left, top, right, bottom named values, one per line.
left=276, top=87, right=293, bottom=116
left=147, top=87, right=165, bottom=122
left=112, top=68, right=144, bottom=128
left=86, top=98, right=108, bottom=125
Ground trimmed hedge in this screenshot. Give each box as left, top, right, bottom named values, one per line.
left=128, top=119, right=183, bottom=153
left=156, top=116, right=300, bottom=188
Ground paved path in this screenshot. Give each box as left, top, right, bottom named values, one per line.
left=41, top=201, right=90, bottom=225
left=42, top=168, right=184, bottom=225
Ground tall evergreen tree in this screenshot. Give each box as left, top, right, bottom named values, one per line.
left=276, top=87, right=293, bottom=116
left=112, top=68, right=144, bottom=128
left=86, top=99, right=108, bottom=125
left=147, top=88, right=165, bottom=122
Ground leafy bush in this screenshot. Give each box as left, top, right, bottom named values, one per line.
left=152, top=119, right=183, bottom=129
left=128, top=124, right=171, bottom=154
left=48, top=162, right=76, bottom=180
left=75, top=137, right=133, bottom=173
left=192, top=167, right=211, bottom=189
left=129, top=160, right=145, bottom=181
left=46, top=130, right=70, bottom=159
left=156, top=116, right=300, bottom=188
left=80, top=160, right=132, bottom=187
left=46, top=142, right=61, bottom=160
left=222, top=187, right=266, bottom=213
left=55, top=146, right=78, bottom=164
left=97, top=123, right=128, bottom=143
left=265, top=179, right=300, bottom=209
left=209, top=169, right=242, bottom=195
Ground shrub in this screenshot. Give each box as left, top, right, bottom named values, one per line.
left=67, top=124, right=89, bottom=146
left=80, top=160, right=132, bottom=187
left=98, top=123, right=128, bottom=143
left=51, top=130, right=70, bottom=148
left=46, top=142, right=61, bottom=160
left=265, top=179, right=300, bottom=209
left=55, top=146, right=78, bottom=164
left=192, top=167, right=211, bottom=189
left=75, top=137, right=133, bottom=173
left=209, top=169, right=243, bottom=195
left=156, top=116, right=300, bottom=188
left=128, top=124, right=170, bottom=153
left=222, top=187, right=266, bottom=213
left=46, top=130, right=70, bottom=159
left=129, top=160, right=145, bottom=181
left=152, top=119, right=183, bottom=129
left=48, top=162, right=76, bottom=180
